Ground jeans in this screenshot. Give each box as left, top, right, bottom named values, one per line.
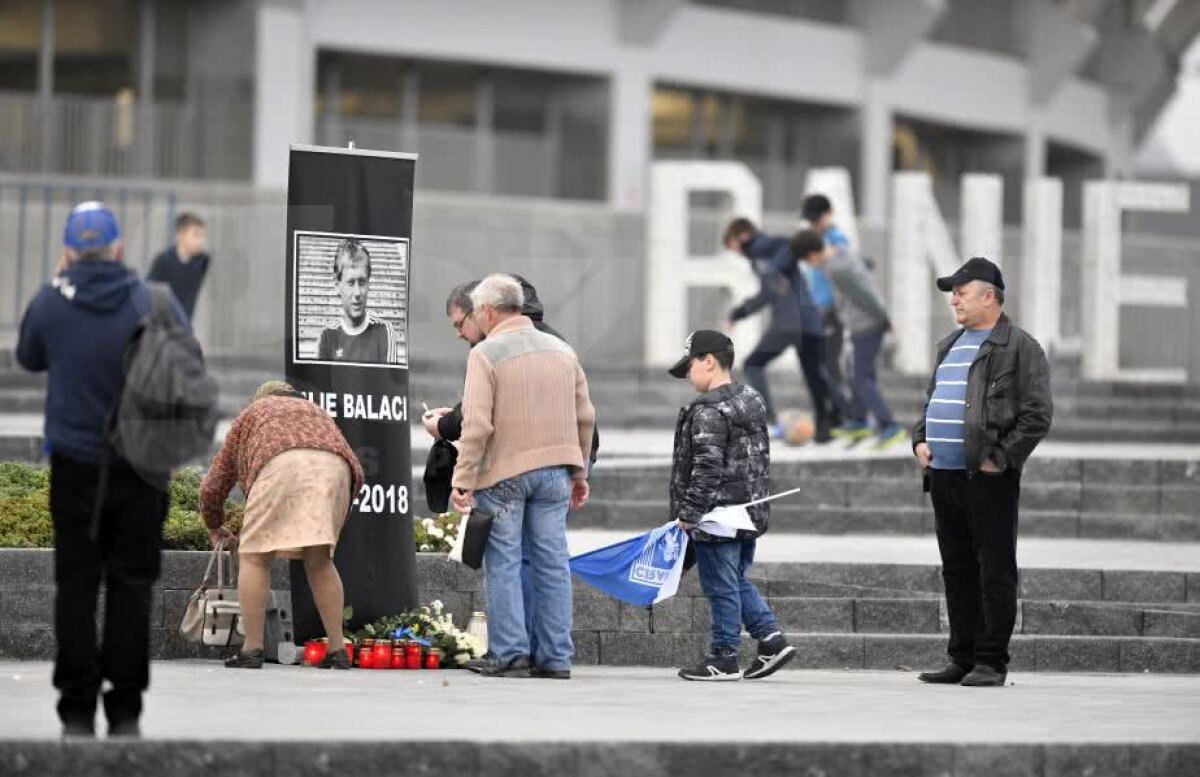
left=928, top=468, right=1021, bottom=670
left=476, top=466, right=574, bottom=670
left=848, top=325, right=895, bottom=427
left=49, top=453, right=167, bottom=728
left=744, top=330, right=851, bottom=432
left=694, top=539, right=780, bottom=655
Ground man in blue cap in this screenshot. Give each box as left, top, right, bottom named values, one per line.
left=16, top=202, right=189, bottom=738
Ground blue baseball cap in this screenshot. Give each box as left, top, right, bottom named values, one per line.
left=64, top=201, right=120, bottom=252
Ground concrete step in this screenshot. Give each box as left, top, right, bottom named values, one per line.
left=769, top=598, right=1200, bottom=638
left=1, top=719, right=1197, bottom=777
left=587, top=594, right=1200, bottom=638
left=591, top=628, right=1200, bottom=673
left=738, top=562, right=1200, bottom=605
left=572, top=501, right=1200, bottom=541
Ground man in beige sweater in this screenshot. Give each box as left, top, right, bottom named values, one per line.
left=451, top=274, right=596, bottom=678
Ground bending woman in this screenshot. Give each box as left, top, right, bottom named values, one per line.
left=201, top=381, right=364, bottom=669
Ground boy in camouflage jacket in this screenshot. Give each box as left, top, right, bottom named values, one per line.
left=667, top=330, right=796, bottom=681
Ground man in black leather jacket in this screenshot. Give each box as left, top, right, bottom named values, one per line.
left=912, top=257, right=1052, bottom=688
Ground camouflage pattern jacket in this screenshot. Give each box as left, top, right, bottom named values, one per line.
left=669, top=383, right=771, bottom=543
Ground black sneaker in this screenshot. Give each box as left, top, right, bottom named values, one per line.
left=530, top=665, right=571, bottom=680
left=960, top=665, right=1007, bottom=687
left=744, top=632, right=796, bottom=680
left=224, top=648, right=264, bottom=669
left=479, top=656, right=531, bottom=678
left=678, top=653, right=743, bottom=682
left=918, top=662, right=973, bottom=684
left=464, top=657, right=490, bottom=674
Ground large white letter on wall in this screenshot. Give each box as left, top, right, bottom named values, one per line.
left=1081, top=182, right=1191, bottom=383
left=889, top=172, right=1004, bottom=375
left=1021, top=178, right=1063, bottom=350
left=960, top=174, right=1004, bottom=267
left=646, top=161, right=763, bottom=366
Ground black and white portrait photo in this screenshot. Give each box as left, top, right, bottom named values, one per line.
left=294, top=230, right=408, bottom=368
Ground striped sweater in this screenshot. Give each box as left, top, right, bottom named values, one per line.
left=925, top=327, right=991, bottom=470
left=452, top=316, right=596, bottom=492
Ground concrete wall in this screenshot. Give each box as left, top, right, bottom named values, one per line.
left=251, top=0, right=1124, bottom=213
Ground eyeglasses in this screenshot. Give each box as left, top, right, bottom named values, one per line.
left=452, top=313, right=474, bottom=332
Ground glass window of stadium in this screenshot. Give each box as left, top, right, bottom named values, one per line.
left=653, top=84, right=857, bottom=212
left=315, top=52, right=606, bottom=201
left=0, top=1, right=41, bottom=91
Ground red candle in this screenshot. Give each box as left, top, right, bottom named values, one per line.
left=425, top=649, right=442, bottom=670
left=358, top=646, right=374, bottom=669
left=391, top=646, right=405, bottom=669
left=373, top=640, right=392, bottom=669
left=406, top=643, right=423, bottom=670
left=304, top=641, right=321, bottom=667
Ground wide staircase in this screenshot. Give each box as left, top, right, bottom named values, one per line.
left=2, top=356, right=1199, bottom=675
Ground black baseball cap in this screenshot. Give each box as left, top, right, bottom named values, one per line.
left=668, top=330, right=734, bottom=379
left=936, top=257, right=1005, bottom=292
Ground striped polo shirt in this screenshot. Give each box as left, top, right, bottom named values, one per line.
left=926, top=328, right=992, bottom=470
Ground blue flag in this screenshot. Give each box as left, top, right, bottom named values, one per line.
left=569, top=522, right=689, bottom=607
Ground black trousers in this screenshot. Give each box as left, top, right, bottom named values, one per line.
left=50, top=453, right=167, bottom=728
left=822, top=309, right=847, bottom=422
left=928, top=468, right=1021, bottom=670
left=744, top=329, right=851, bottom=434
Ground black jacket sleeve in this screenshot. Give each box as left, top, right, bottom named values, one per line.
left=677, top=406, right=729, bottom=526
left=991, top=337, right=1053, bottom=471
left=438, top=402, right=465, bottom=442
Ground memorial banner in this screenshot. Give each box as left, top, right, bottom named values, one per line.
left=284, top=144, right=418, bottom=641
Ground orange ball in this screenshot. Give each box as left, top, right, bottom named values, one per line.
left=779, top=410, right=815, bottom=445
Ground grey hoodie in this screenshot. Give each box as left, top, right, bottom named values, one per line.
left=825, top=248, right=890, bottom=334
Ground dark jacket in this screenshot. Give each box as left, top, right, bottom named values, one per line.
left=912, top=313, right=1052, bottom=476
left=670, top=383, right=770, bottom=543
left=16, top=259, right=189, bottom=466
left=729, top=232, right=821, bottom=335
left=147, top=248, right=209, bottom=320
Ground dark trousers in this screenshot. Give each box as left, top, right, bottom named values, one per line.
left=928, top=468, right=1021, bottom=670
left=744, top=330, right=850, bottom=434
left=848, top=325, right=895, bottom=427
left=50, top=453, right=167, bottom=728
left=822, top=309, right=847, bottom=423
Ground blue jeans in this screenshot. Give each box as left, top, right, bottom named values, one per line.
left=694, top=539, right=780, bottom=655
left=475, top=467, right=573, bottom=671
left=849, top=325, right=895, bottom=427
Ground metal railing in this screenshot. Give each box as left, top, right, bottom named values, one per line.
left=0, top=90, right=252, bottom=181
left=1, top=173, right=1196, bottom=383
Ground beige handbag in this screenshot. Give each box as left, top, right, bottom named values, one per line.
left=180, top=540, right=245, bottom=647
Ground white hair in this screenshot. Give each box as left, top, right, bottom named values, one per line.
left=470, top=274, right=524, bottom=313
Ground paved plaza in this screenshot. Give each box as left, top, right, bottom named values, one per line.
left=2, top=661, right=1198, bottom=744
